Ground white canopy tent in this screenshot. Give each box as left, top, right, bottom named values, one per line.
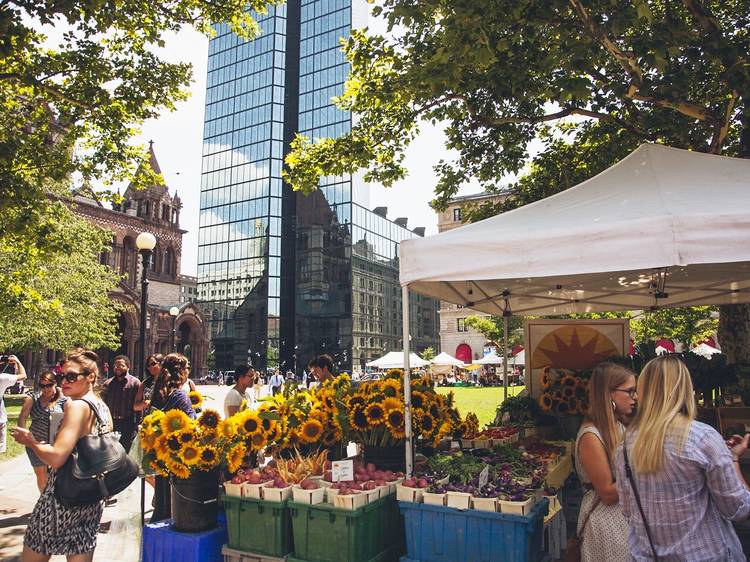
left=510, top=350, right=525, bottom=366
left=475, top=352, right=504, bottom=365
left=398, top=144, right=750, bottom=475
left=690, top=343, right=722, bottom=358
left=366, top=351, right=430, bottom=369
left=430, top=352, right=466, bottom=367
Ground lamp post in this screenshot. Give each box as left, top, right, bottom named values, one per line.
left=136, top=231, right=156, bottom=380
left=169, top=306, right=180, bottom=352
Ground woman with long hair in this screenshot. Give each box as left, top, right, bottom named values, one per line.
left=615, top=355, right=750, bottom=561
left=150, top=353, right=196, bottom=522
left=574, top=361, right=636, bottom=561
left=12, top=349, right=112, bottom=562
left=134, top=353, right=164, bottom=414
left=17, top=371, right=67, bottom=492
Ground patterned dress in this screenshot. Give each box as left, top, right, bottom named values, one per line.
left=24, top=398, right=112, bottom=556
left=574, top=424, right=630, bottom=562
left=26, top=392, right=66, bottom=467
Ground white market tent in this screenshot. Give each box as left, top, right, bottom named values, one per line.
left=690, top=342, right=722, bottom=358
left=510, top=349, right=525, bottom=366
left=366, top=351, right=430, bottom=369
left=430, top=352, right=466, bottom=367
left=475, top=352, right=504, bottom=365
left=397, top=144, right=750, bottom=475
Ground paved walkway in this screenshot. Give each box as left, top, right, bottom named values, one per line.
left=0, top=453, right=152, bottom=561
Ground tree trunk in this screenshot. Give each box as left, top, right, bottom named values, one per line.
left=717, top=104, right=750, bottom=365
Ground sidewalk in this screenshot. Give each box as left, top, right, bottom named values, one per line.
left=0, top=453, right=151, bottom=561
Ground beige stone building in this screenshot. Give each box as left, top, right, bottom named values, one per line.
left=436, top=191, right=508, bottom=363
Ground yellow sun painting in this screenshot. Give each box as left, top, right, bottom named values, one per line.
left=531, top=325, right=619, bottom=370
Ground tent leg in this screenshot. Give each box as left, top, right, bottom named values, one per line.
left=402, top=285, right=413, bottom=477
left=503, top=316, right=509, bottom=401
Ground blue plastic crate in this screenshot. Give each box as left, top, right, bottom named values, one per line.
left=143, top=518, right=227, bottom=562
left=398, top=498, right=548, bottom=562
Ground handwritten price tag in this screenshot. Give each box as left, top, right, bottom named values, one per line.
left=331, top=460, right=354, bottom=482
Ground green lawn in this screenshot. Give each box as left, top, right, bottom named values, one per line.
left=2, top=403, right=25, bottom=460
left=436, top=386, right=526, bottom=426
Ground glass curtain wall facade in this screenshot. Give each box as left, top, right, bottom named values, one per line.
left=198, top=0, right=439, bottom=373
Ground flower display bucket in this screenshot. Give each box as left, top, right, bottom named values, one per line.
left=170, top=468, right=220, bottom=532
left=363, top=443, right=406, bottom=472
left=557, top=414, right=584, bottom=440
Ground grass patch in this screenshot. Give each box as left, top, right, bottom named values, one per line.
left=2, top=402, right=26, bottom=460
left=436, top=386, right=526, bottom=426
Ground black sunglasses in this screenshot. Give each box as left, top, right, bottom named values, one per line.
left=39, top=383, right=55, bottom=389
left=60, top=371, right=84, bottom=383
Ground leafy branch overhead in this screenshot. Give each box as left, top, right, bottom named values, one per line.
left=284, top=0, right=750, bottom=210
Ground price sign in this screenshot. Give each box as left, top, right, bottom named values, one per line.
left=478, top=465, right=490, bottom=490
left=450, top=441, right=460, bottom=450
left=331, top=460, right=354, bottom=482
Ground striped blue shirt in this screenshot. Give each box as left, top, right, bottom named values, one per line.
left=615, top=421, right=750, bottom=562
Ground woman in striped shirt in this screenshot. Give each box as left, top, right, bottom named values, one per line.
left=17, top=370, right=66, bottom=492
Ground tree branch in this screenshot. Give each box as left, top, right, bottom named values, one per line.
left=708, top=90, right=739, bottom=154
left=2, top=73, right=94, bottom=111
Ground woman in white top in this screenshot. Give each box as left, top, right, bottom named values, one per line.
left=574, top=361, right=636, bottom=562
left=223, top=365, right=255, bottom=418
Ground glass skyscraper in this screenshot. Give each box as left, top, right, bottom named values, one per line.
left=198, top=0, right=439, bottom=373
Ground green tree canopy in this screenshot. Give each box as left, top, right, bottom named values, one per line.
left=420, top=346, right=436, bottom=361
left=284, top=0, right=750, bottom=362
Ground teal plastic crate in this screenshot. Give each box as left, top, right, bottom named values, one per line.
left=288, top=495, right=405, bottom=562
left=398, top=498, right=548, bottom=562
left=222, top=494, right=293, bottom=557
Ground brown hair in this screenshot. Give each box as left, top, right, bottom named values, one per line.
left=145, top=353, right=165, bottom=374
left=154, top=353, right=189, bottom=403
left=586, top=361, right=636, bottom=461
left=38, top=370, right=62, bottom=408
left=64, top=348, right=101, bottom=395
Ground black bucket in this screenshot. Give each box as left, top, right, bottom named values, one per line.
left=363, top=443, right=407, bottom=472
left=170, top=468, right=220, bottom=532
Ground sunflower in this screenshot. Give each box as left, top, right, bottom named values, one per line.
left=227, top=443, right=247, bottom=474
left=218, top=419, right=236, bottom=439
left=555, top=401, right=570, bottom=415
left=140, top=429, right=157, bottom=451
left=180, top=444, right=201, bottom=466
left=322, top=430, right=340, bottom=447
left=381, top=379, right=401, bottom=397
left=167, top=459, right=191, bottom=479
left=199, top=445, right=219, bottom=469
left=299, top=419, right=324, bottom=444
left=161, top=409, right=191, bottom=434
left=561, top=375, right=576, bottom=387
left=237, top=411, right=262, bottom=436
left=429, top=403, right=440, bottom=419
left=249, top=432, right=267, bottom=450
left=539, top=394, right=553, bottom=412
left=348, top=395, right=366, bottom=409
left=562, top=386, right=575, bottom=399
left=349, top=407, right=369, bottom=432
left=382, top=397, right=402, bottom=413
left=365, top=403, right=385, bottom=425
left=177, top=429, right=196, bottom=444
left=420, top=413, right=436, bottom=434
left=541, top=373, right=550, bottom=388
left=568, top=398, right=581, bottom=414
left=385, top=409, right=406, bottom=439
left=266, top=423, right=282, bottom=442
left=166, top=433, right=182, bottom=453
left=153, top=435, right=171, bottom=460
left=150, top=459, right=169, bottom=478
left=575, top=385, right=588, bottom=400
left=188, top=391, right=203, bottom=410
left=321, top=393, right=335, bottom=411
left=198, top=409, right=221, bottom=431
left=410, top=391, right=426, bottom=409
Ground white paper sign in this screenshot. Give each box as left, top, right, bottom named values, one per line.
left=450, top=441, right=460, bottom=450
left=478, top=465, right=490, bottom=490
left=331, top=460, right=354, bottom=482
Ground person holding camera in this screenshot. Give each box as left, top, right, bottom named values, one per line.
left=12, top=349, right=112, bottom=561
left=615, top=355, right=750, bottom=561
left=1, top=354, right=27, bottom=454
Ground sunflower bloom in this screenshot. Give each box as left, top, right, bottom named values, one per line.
left=411, top=391, right=427, bottom=409
left=299, top=419, right=324, bottom=444
left=539, top=394, right=553, bottom=412
left=381, top=379, right=401, bottom=397
left=382, top=397, right=402, bottom=412
left=420, top=413, right=436, bottom=434
left=385, top=409, right=406, bottom=439
left=198, top=409, right=221, bottom=430
left=167, top=459, right=191, bottom=479
left=365, top=403, right=385, bottom=425
left=322, top=430, right=339, bottom=447
left=349, top=407, right=369, bottom=432
left=161, top=409, right=191, bottom=434
left=188, top=391, right=203, bottom=409
left=348, top=395, right=366, bottom=409
left=198, top=445, right=219, bottom=469
left=237, top=411, right=262, bottom=436
left=180, top=444, right=201, bottom=466
left=227, top=443, right=247, bottom=474
left=249, top=432, right=267, bottom=450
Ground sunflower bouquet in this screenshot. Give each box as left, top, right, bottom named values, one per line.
left=538, top=368, right=590, bottom=415
left=139, top=406, right=247, bottom=479
left=344, top=369, right=457, bottom=447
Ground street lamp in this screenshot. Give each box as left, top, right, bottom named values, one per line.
left=136, top=231, right=156, bottom=380
left=169, top=306, right=180, bottom=352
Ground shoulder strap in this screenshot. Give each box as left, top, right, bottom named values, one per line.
left=78, top=397, right=108, bottom=432
left=623, top=443, right=659, bottom=561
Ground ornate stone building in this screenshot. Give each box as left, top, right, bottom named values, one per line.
left=68, top=143, right=209, bottom=376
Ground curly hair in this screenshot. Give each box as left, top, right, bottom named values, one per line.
left=154, top=353, right=190, bottom=403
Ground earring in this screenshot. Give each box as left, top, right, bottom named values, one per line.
left=612, top=400, right=617, bottom=411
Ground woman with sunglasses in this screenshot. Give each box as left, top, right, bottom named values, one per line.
left=150, top=352, right=196, bottom=522
left=573, top=361, right=637, bottom=562
left=12, top=348, right=112, bottom=562
left=17, top=371, right=67, bottom=492
left=134, top=353, right=165, bottom=415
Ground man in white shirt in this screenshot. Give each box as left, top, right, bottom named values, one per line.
left=0, top=355, right=27, bottom=453
left=269, top=370, right=284, bottom=395
left=223, top=365, right=256, bottom=418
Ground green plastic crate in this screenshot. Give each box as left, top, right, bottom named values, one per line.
left=288, top=495, right=405, bottom=562
left=222, top=494, right=294, bottom=557
left=287, top=542, right=404, bottom=562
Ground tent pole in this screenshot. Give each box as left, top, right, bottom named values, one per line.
left=402, top=285, right=413, bottom=477
left=503, top=316, right=509, bottom=401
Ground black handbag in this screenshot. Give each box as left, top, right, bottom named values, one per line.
left=54, top=398, right=139, bottom=507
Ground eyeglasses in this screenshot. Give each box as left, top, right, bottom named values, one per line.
left=39, top=383, right=54, bottom=389
left=148, top=362, right=159, bottom=368
left=60, top=371, right=84, bottom=383
left=613, top=387, right=637, bottom=398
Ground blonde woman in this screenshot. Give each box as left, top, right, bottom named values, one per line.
left=574, top=362, right=636, bottom=561
left=615, top=355, right=750, bottom=561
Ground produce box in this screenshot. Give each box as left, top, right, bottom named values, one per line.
left=288, top=495, right=405, bottom=562
left=222, top=494, right=293, bottom=557
left=222, top=545, right=288, bottom=562
left=398, top=498, right=548, bottom=562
